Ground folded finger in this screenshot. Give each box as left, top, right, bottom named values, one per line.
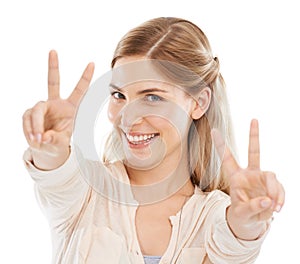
left=264, top=172, right=278, bottom=201
left=42, top=130, right=70, bottom=150
left=31, top=101, right=47, bottom=141
left=263, top=171, right=285, bottom=212
left=275, top=183, right=285, bottom=212
left=235, top=196, right=273, bottom=221
left=22, top=109, right=34, bottom=144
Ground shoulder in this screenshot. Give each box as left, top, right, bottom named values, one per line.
left=190, top=187, right=231, bottom=217
left=206, top=189, right=230, bottom=203
left=194, top=186, right=230, bottom=204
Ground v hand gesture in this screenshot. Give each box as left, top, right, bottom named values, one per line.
left=23, top=50, right=94, bottom=169
left=212, top=119, right=285, bottom=240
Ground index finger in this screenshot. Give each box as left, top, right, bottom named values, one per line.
left=211, top=129, right=239, bottom=177
left=48, top=50, right=60, bottom=100
left=248, top=119, right=260, bottom=169
left=67, top=62, right=95, bottom=107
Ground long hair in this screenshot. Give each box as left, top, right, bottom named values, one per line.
left=106, top=17, right=236, bottom=194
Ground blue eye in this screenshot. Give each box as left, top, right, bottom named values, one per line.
left=146, top=94, right=163, bottom=102
left=111, top=92, right=126, bottom=100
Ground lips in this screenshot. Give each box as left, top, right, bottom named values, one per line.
left=124, top=132, right=160, bottom=146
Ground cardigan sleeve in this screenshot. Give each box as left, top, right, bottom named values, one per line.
left=204, top=191, right=271, bottom=264
left=23, top=145, right=93, bottom=235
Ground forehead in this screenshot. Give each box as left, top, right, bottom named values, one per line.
left=112, top=57, right=179, bottom=90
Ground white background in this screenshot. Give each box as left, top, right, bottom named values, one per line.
left=0, top=0, right=298, bottom=263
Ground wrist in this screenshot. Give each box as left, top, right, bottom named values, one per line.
left=30, top=146, right=70, bottom=171
left=226, top=206, right=268, bottom=241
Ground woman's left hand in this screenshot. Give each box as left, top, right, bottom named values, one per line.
left=212, top=119, right=285, bottom=240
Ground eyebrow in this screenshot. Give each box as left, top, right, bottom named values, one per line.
left=109, top=83, right=168, bottom=95
left=109, top=83, right=121, bottom=91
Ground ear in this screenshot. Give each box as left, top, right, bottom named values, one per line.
left=191, top=87, right=211, bottom=120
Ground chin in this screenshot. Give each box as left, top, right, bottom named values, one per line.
left=121, top=133, right=166, bottom=170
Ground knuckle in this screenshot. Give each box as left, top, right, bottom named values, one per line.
left=48, top=80, right=60, bottom=86
left=31, top=110, right=40, bottom=119
left=269, top=174, right=276, bottom=181
left=34, top=100, right=46, bottom=109
left=32, top=103, right=46, bottom=117
left=74, top=86, right=84, bottom=96
left=279, top=183, right=285, bottom=194
left=264, top=171, right=276, bottom=180
left=22, top=108, right=32, bottom=119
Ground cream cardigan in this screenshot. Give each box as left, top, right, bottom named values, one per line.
left=23, top=146, right=269, bottom=264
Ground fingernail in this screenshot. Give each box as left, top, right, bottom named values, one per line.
left=29, top=133, right=34, bottom=142
left=275, top=204, right=281, bottom=212
left=36, top=133, right=42, bottom=143
left=261, top=199, right=272, bottom=208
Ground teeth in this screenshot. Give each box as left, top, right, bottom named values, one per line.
left=126, top=133, right=157, bottom=143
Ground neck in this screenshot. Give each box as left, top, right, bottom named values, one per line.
left=126, top=149, right=194, bottom=204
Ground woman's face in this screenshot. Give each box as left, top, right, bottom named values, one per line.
left=107, top=57, right=203, bottom=170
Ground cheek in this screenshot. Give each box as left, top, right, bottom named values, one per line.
left=146, top=116, right=189, bottom=153
left=107, top=101, right=121, bottom=124
left=146, top=116, right=169, bottom=128
left=146, top=116, right=182, bottom=137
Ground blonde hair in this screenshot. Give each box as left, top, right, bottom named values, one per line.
left=107, top=17, right=236, bottom=194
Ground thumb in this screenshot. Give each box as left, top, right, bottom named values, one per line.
left=42, top=130, right=70, bottom=149
left=237, top=197, right=274, bottom=221
left=42, top=130, right=54, bottom=144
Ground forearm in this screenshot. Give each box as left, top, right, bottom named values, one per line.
left=226, top=206, right=268, bottom=240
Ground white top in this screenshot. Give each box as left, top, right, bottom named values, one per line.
left=23, top=146, right=269, bottom=264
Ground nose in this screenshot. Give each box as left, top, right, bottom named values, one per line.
left=119, top=100, right=144, bottom=130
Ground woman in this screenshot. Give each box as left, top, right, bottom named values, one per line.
left=23, top=17, right=284, bottom=263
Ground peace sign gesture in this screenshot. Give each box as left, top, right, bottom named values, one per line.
left=212, top=119, right=285, bottom=240
left=22, top=50, right=94, bottom=170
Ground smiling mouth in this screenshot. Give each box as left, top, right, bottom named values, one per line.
left=124, top=132, right=160, bottom=146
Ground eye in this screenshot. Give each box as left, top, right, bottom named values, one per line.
left=145, top=94, right=163, bottom=102
left=111, top=91, right=126, bottom=100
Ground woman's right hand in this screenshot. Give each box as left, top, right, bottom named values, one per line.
left=22, top=50, right=95, bottom=170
